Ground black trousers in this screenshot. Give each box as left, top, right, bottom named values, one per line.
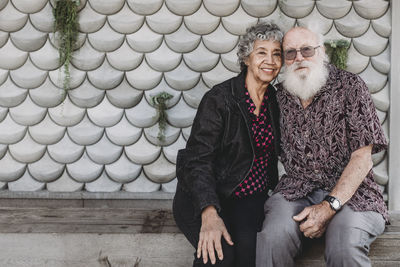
left=173, top=189, right=267, bottom=267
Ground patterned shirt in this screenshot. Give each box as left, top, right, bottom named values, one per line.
left=234, top=90, right=274, bottom=198
left=275, top=64, right=388, bottom=221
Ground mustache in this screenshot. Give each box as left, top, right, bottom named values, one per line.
left=287, top=60, right=315, bottom=71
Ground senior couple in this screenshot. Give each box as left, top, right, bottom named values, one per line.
left=173, top=21, right=387, bottom=267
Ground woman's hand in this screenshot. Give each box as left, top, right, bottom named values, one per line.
left=197, top=206, right=234, bottom=264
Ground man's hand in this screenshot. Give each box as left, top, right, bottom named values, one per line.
left=293, top=201, right=336, bottom=238
left=197, top=206, right=234, bottom=264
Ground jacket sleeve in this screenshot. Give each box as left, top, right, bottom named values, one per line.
left=176, top=89, right=225, bottom=217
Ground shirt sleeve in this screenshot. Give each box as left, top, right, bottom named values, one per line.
left=345, top=74, right=387, bottom=154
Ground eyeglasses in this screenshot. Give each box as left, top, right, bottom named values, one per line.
left=284, top=46, right=320, bottom=60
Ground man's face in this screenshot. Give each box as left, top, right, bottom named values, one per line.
left=282, top=28, right=322, bottom=76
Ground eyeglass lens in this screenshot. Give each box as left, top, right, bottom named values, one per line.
left=284, top=46, right=318, bottom=60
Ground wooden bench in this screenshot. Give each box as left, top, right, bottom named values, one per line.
left=0, top=198, right=398, bottom=266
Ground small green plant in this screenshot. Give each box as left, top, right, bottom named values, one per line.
left=53, top=0, right=80, bottom=93
left=324, top=39, right=350, bottom=70
left=151, top=92, right=173, bottom=142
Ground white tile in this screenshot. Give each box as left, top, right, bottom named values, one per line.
left=345, top=43, right=369, bottom=74
left=371, top=46, right=390, bottom=74
left=146, top=41, right=182, bottom=72
left=371, top=7, right=391, bottom=38
left=0, top=1, right=28, bottom=32
left=359, top=63, right=387, bottom=93
left=10, top=20, right=47, bottom=51
left=182, top=126, right=192, bottom=140
left=372, top=149, right=386, bottom=165
left=107, top=40, right=143, bottom=71
left=125, top=134, right=161, bottom=164
left=241, top=0, right=277, bottom=17
left=9, top=133, right=46, bottom=163
left=183, top=41, right=219, bottom=72
left=202, top=61, right=237, bottom=88
left=278, top=0, right=315, bottom=19
left=0, top=30, right=8, bottom=48
left=371, top=84, right=389, bottom=112
left=183, top=79, right=210, bottom=108
left=0, top=68, right=7, bottom=86
left=0, top=152, right=26, bottom=182
left=164, top=61, right=200, bottom=91
left=12, top=0, right=47, bottom=13
left=203, top=24, right=238, bottom=54
left=29, top=2, right=54, bottom=32
left=184, top=4, right=220, bottom=35
left=143, top=154, right=175, bottom=183
left=222, top=6, right=258, bottom=36
left=47, top=134, right=85, bottom=164
left=316, top=0, right=352, bottom=20
left=0, top=114, right=27, bottom=144
left=71, top=39, right=105, bottom=71
left=373, top=157, right=388, bottom=185
left=49, top=64, right=86, bottom=89
left=49, top=32, right=87, bottom=51
left=335, top=8, right=370, bottom=38
left=144, top=79, right=181, bottom=108
left=161, top=178, right=177, bottom=193
left=221, top=49, right=241, bottom=73
left=67, top=152, right=103, bottom=183
left=89, top=0, right=125, bottom=15
left=67, top=115, right=104, bottom=145
left=123, top=171, right=160, bottom=192
left=105, top=153, right=141, bottom=183
left=126, top=23, right=163, bottom=53
left=105, top=115, right=142, bottom=146
left=69, top=79, right=105, bottom=108
left=88, top=22, right=125, bottom=52
left=108, top=3, right=144, bottom=34
left=0, top=39, right=28, bottom=69
left=77, top=2, right=106, bottom=33
left=143, top=123, right=180, bottom=146
left=85, top=171, right=122, bottom=192
left=9, top=96, right=46, bottom=126
left=163, top=134, right=186, bottom=164
left=48, top=97, right=85, bottom=126
left=203, top=0, right=239, bottom=17
left=353, top=0, right=389, bottom=20
left=265, top=7, right=296, bottom=33
left=86, top=135, right=123, bottom=164
left=297, top=8, right=333, bottom=35
left=376, top=109, right=387, bottom=125
left=30, top=39, right=61, bottom=71
left=47, top=169, right=84, bottom=192
left=165, top=0, right=201, bottom=16
left=126, top=60, right=162, bottom=90
left=28, top=152, right=64, bottom=183
left=125, top=96, right=158, bottom=128
left=353, top=26, right=388, bottom=57
left=166, top=98, right=196, bottom=128
left=106, top=78, right=143, bottom=108
left=10, top=58, right=47, bottom=89
left=323, top=24, right=351, bottom=45
left=87, top=59, right=124, bottom=90
left=147, top=3, right=182, bottom=34
left=29, top=78, right=65, bottom=108
left=0, top=105, right=7, bottom=121
left=0, top=0, right=7, bottom=10
left=0, top=77, right=27, bottom=107
left=8, top=169, right=44, bottom=191
left=165, top=23, right=201, bottom=53
left=29, top=114, right=66, bottom=145
left=127, top=0, right=163, bottom=15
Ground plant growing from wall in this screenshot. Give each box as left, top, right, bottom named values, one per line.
left=151, top=92, right=173, bottom=142
left=53, top=0, right=80, bottom=93
left=324, top=39, right=350, bottom=70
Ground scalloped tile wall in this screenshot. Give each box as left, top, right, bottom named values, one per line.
left=0, top=0, right=391, bottom=194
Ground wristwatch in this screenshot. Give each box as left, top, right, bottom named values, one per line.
left=324, top=195, right=342, bottom=212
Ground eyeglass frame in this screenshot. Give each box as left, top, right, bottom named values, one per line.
left=283, top=46, right=320, bottom=60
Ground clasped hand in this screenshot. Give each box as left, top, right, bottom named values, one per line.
left=197, top=206, right=234, bottom=265
left=293, top=202, right=336, bottom=238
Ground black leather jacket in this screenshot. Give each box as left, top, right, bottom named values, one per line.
left=176, top=69, right=280, bottom=216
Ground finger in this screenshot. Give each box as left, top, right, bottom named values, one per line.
left=207, top=239, right=216, bottom=264
left=293, top=208, right=310, bottom=222
left=202, top=240, right=208, bottom=264
left=222, top=230, right=234, bottom=246
left=214, top=238, right=224, bottom=261
left=197, top=238, right=202, bottom=259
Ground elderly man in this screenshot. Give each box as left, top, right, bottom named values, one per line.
left=256, top=27, right=388, bottom=267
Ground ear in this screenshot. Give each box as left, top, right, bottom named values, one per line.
left=244, top=57, right=249, bottom=66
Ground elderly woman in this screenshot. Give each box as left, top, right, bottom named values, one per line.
left=173, top=22, right=283, bottom=267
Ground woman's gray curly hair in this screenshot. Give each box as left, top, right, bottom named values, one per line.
left=237, top=21, right=283, bottom=71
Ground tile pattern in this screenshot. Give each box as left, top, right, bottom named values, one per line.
left=0, top=0, right=391, bottom=196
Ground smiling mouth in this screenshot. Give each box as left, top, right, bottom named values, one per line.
left=261, top=68, right=275, bottom=73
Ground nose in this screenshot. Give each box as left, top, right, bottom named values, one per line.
left=293, top=50, right=304, bottom=62
left=263, top=53, right=275, bottom=64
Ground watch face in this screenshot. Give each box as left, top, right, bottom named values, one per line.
left=332, top=199, right=340, bottom=210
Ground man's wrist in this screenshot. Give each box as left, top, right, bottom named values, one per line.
left=323, top=195, right=342, bottom=212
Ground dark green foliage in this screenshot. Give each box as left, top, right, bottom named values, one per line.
left=151, top=92, right=173, bottom=142
left=53, top=0, right=80, bottom=92
left=324, top=39, right=350, bottom=70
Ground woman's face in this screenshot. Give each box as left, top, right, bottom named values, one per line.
left=245, top=39, right=282, bottom=85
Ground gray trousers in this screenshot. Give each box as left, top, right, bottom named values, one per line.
left=256, top=190, right=385, bottom=267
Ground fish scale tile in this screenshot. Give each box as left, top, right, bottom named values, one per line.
left=0, top=0, right=392, bottom=193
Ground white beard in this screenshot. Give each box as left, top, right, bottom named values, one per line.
left=282, top=56, right=329, bottom=101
